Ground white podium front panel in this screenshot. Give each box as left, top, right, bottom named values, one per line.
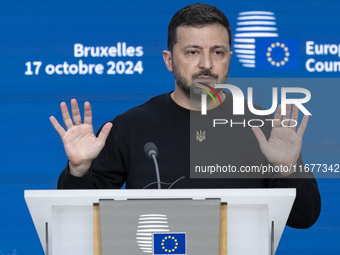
left=25, top=189, right=295, bottom=255
left=228, top=204, right=269, bottom=255
left=51, top=205, right=93, bottom=255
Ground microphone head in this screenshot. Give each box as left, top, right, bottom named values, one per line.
left=144, top=142, right=159, bottom=158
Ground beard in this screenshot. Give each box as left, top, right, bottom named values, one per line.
left=172, top=63, right=230, bottom=101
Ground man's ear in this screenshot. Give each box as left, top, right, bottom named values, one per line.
left=162, top=50, right=173, bottom=72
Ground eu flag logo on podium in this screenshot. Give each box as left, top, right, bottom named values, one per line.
left=153, top=233, right=186, bottom=255
left=256, top=38, right=299, bottom=69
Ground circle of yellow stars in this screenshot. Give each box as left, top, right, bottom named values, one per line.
left=266, top=42, right=290, bottom=67
left=161, top=235, right=179, bottom=253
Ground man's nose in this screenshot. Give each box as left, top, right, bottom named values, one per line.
left=198, top=52, right=213, bottom=70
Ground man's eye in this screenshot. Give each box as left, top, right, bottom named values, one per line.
left=187, top=50, right=198, bottom=55
left=215, top=50, right=224, bottom=55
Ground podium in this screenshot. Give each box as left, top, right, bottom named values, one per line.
left=24, top=189, right=295, bottom=255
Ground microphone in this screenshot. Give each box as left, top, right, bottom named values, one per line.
left=144, top=142, right=161, bottom=189
left=144, top=142, right=159, bottom=158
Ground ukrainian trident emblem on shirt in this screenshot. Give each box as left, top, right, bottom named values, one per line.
left=196, top=130, right=206, bottom=142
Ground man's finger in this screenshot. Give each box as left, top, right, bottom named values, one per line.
left=97, top=122, right=113, bottom=146
left=273, top=104, right=281, bottom=128
left=282, top=104, right=291, bottom=122
left=84, top=101, right=93, bottom=125
left=297, top=115, right=309, bottom=138
left=71, top=99, right=82, bottom=125
left=50, top=116, right=66, bottom=138
left=60, top=102, right=73, bottom=129
left=290, top=105, right=299, bottom=131
left=251, top=127, right=267, bottom=148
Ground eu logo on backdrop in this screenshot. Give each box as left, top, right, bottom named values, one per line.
left=153, top=233, right=186, bottom=255
left=256, top=39, right=299, bottom=69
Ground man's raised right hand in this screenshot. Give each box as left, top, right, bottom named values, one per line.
left=50, top=99, right=113, bottom=177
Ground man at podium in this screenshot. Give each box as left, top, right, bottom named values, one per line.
left=50, top=3, right=321, bottom=229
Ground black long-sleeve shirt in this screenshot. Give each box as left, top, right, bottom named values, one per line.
left=58, top=92, right=321, bottom=228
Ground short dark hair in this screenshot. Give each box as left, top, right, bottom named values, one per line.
left=167, top=3, right=232, bottom=53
